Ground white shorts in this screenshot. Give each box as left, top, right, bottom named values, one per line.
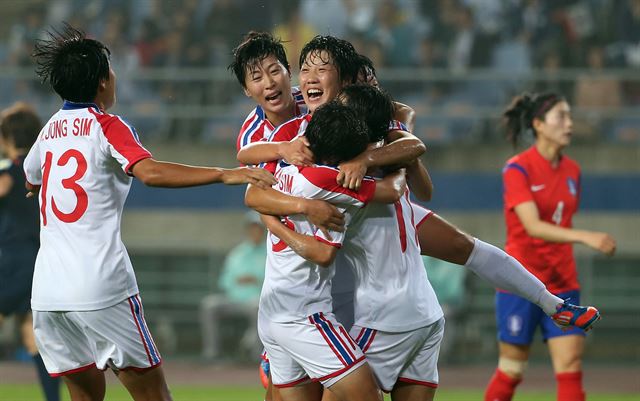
left=351, top=317, right=445, bottom=392
left=33, top=295, right=161, bottom=377
left=259, top=311, right=365, bottom=388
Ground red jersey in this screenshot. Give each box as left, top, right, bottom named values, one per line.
left=502, top=146, right=581, bottom=293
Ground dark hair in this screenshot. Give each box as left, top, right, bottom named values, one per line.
left=229, top=31, right=290, bottom=88
left=32, top=24, right=111, bottom=102
left=0, top=102, right=42, bottom=150
left=299, top=35, right=360, bottom=84
left=338, top=84, right=394, bottom=143
left=503, top=92, right=564, bottom=146
left=355, top=53, right=377, bottom=85
left=305, top=102, right=369, bottom=165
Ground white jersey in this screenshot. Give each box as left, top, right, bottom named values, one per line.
left=23, top=101, right=152, bottom=311
left=337, top=192, right=443, bottom=332
left=259, top=162, right=376, bottom=322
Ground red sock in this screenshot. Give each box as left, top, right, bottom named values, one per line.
left=556, top=371, right=585, bottom=401
left=484, top=368, right=521, bottom=401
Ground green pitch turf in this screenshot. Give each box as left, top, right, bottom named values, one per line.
left=1, top=384, right=637, bottom=401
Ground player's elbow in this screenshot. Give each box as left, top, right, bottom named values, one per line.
left=132, top=159, right=164, bottom=187
left=523, top=223, right=543, bottom=238
left=392, top=178, right=408, bottom=202
left=315, top=247, right=337, bottom=268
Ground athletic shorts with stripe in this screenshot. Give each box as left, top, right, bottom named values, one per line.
left=351, top=317, right=445, bottom=392
left=33, top=294, right=161, bottom=377
left=258, top=311, right=366, bottom=388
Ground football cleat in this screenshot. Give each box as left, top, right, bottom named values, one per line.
left=551, top=300, right=601, bottom=331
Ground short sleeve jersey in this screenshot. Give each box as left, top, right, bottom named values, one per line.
left=259, top=162, right=376, bottom=322
left=337, top=192, right=443, bottom=332
left=236, top=86, right=307, bottom=151
left=23, top=101, right=152, bottom=311
left=502, top=145, right=581, bottom=293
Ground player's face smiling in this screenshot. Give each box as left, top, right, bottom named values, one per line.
left=243, top=55, right=293, bottom=117
left=299, top=50, right=344, bottom=113
left=536, top=101, right=573, bottom=148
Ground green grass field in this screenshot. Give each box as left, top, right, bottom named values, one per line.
left=1, top=384, right=637, bottom=401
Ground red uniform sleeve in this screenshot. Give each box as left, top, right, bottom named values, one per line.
left=90, top=109, right=152, bottom=175
left=301, top=166, right=376, bottom=205
left=502, top=162, right=533, bottom=210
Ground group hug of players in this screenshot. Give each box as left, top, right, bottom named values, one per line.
left=14, top=23, right=609, bottom=401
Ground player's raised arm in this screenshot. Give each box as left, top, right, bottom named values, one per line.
left=131, top=158, right=276, bottom=189
left=393, top=101, right=416, bottom=133
left=335, top=85, right=426, bottom=190
left=372, top=168, right=407, bottom=203
left=385, top=130, right=433, bottom=201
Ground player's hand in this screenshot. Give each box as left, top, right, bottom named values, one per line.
left=25, top=182, right=40, bottom=198
left=222, top=167, right=276, bottom=189
left=584, top=231, right=616, bottom=256
left=280, top=137, right=314, bottom=166
left=302, top=199, right=344, bottom=239
left=337, top=158, right=368, bottom=190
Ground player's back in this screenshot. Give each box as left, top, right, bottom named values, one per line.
left=260, top=163, right=372, bottom=323
left=338, top=193, right=443, bottom=332
left=24, top=101, right=152, bottom=311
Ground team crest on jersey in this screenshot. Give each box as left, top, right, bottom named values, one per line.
left=508, top=314, right=523, bottom=336
left=567, top=178, right=577, bottom=196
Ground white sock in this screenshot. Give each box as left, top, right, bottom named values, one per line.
left=464, top=238, right=563, bottom=315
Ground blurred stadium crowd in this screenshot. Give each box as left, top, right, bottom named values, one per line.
left=1, top=0, right=639, bottom=143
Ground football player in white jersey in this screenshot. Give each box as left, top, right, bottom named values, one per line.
left=23, top=25, right=275, bottom=401
left=259, top=102, right=407, bottom=401
left=230, top=31, right=344, bottom=240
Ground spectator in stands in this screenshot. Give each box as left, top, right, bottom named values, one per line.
left=199, top=211, right=267, bottom=361
left=573, top=42, right=623, bottom=141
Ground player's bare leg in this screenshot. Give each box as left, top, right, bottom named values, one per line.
left=417, top=214, right=474, bottom=265
left=19, top=313, right=39, bottom=354
left=548, top=335, right=584, bottom=373
left=116, top=365, right=173, bottom=401
left=325, top=363, right=382, bottom=401
left=277, top=381, right=323, bottom=401
left=548, top=335, right=586, bottom=401
left=497, top=342, right=530, bottom=380
left=63, top=367, right=106, bottom=401
left=391, top=381, right=436, bottom=401
left=320, top=386, right=339, bottom=401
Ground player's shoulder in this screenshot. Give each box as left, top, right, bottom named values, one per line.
left=561, top=154, right=580, bottom=172
left=298, top=165, right=340, bottom=187
left=503, top=147, right=534, bottom=175
left=268, top=113, right=310, bottom=142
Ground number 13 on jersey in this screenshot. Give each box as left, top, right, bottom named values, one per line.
left=40, top=149, right=89, bottom=226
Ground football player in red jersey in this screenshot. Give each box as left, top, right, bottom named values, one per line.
left=485, top=92, right=616, bottom=401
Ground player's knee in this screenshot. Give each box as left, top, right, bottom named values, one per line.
left=498, top=357, right=528, bottom=379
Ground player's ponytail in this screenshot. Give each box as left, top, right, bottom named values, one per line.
left=503, top=92, right=563, bottom=147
